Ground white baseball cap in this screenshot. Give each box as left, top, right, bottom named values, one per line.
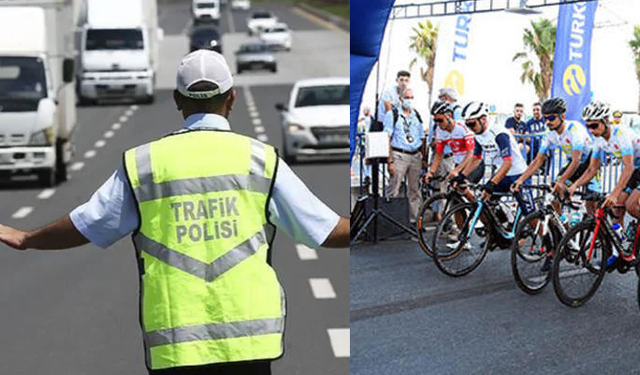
left=176, top=50, right=234, bottom=99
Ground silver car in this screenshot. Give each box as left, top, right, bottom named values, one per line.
left=235, top=42, right=277, bottom=74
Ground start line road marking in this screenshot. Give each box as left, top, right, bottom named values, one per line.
left=327, top=329, right=350, bottom=358
left=296, top=244, right=318, bottom=260
left=309, top=278, right=336, bottom=299
left=12, top=206, right=33, bottom=219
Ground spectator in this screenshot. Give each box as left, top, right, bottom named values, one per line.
left=612, top=110, right=623, bottom=125
left=438, top=87, right=463, bottom=121
left=523, top=102, right=546, bottom=163
left=358, top=106, right=373, bottom=133
left=505, top=103, right=528, bottom=155
left=377, top=70, right=410, bottom=127
left=383, top=88, right=426, bottom=223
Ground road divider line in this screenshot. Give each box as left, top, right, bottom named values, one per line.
left=295, top=244, right=317, bottom=260
left=125, top=109, right=134, bottom=117
left=95, top=140, right=106, bottom=148
left=70, top=162, right=85, bottom=171
left=37, top=189, right=55, bottom=200
left=12, top=207, right=33, bottom=219
left=327, top=329, right=350, bottom=358
left=131, top=105, right=139, bottom=111
left=112, top=123, right=121, bottom=130
left=249, top=110, right=259, bottom=118
left=84, top=150, right=97, bottom=159
left=309, top=278, right=336, bottom=299
left=257, top=134, right=268, bottom=142
left=104, top=130, right=114, bottom=138
left=119, top=116, right=128, bottom=123
left=255, top=126, right=265, bottom=133
left=252, top=118, right=262, bottom=126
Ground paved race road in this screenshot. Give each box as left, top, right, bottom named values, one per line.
left=0, top=1, right=348, bottom=374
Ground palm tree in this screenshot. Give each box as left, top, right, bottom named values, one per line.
left=409, top=20, right=439, bottom=111
left=513, top=18, right=556, bottom=101
left=629, top=26, right=640, bottom=113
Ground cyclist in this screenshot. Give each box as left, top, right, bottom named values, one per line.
left=512, top=97, right=601, bottom=214
left=459, top=101, right=535, bottom=218
left=569, top=101, right=640, bottom=223
left=424, top=101, right=484, bottom=200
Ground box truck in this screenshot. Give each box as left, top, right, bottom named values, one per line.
left=0, top=1, right=77, bottom=186
left=78, top=0, right=162, bottom=104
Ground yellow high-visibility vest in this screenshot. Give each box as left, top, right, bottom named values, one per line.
left=123, top=129, right=284, bottom=370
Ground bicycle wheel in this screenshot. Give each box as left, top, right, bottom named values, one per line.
left=432, top=202, right=490, bottom=277
left=552, top=219, right=608, bottom=308
left=511, top=211, right=559, bottom=295
left=417, top=192, right=457, bottom=258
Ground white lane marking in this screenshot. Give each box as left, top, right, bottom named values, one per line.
left=112, top=123, right=121, bottom=130
left=252, top=118, right=262, bottom=126
left=125, top=109, right=134, bottom=117
left=295, top=244, right=318, bottom=260
left=247, top=104, right=256, bottom=112
left=327, top=329, right=350, bottom=358
left=70, top=161, right=85, bottom=171
left=257, top=134, right=268, bottom=142
left=249, top=110, right=260, bottom=118
left=12, top=207, right=33, bottom=219
left=119, top=116, right=128, bottom=123
left=95, top=140, right=106, bottom=148
left=84, top=150, right=97, bottom=159
left=255, top=126, right=265, bottom=133
left=37, top=189, right=55, bottom=200
left=309, top=278, right=336, bottom=299
left=226, top=1, right=236, bottom=33
left=104, top=130, right=114, bottom=138
left=131, top=105, right=139, bottom=111
left=181, top=18, right=193, bottom=35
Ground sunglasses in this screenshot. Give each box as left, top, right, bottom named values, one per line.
left=465, top=120, right=479, bottom=128
left=586, top=122, right=601, bottom=130
left=543, top=115, right=558, bottom=122
left=434, top=118, right=446, bottom=124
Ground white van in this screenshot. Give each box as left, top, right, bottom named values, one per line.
left=193, top=0, right=221, bottom=25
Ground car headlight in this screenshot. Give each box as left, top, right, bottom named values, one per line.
left=30, top=127, right=54, bottom=146
left=288, top=123, right=303, bottom=132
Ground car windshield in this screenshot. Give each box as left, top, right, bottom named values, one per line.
left=0, top=56, right=47, bottom=111
left=196, top=3, right=216, bottom=8
left=295, top=85, right=349, bottom=107
left=267, top=27, right=287, bottom=33
left=193, top=28, right=220, bottom=39
left=86, top=29, right=144, bottom=50
left=252, top=12, right=272, bottom=19
left=239, top=44, right=268, bottom=53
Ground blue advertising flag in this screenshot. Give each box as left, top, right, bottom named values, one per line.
left=550, top=1, right=598, bottom=122
left=350, top=0, right=396, bottom=162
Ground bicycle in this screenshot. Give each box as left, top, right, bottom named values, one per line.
left=552, top=193, right=640, bottom=307
left=431, top=186, right=533, bottom=277
left=416, top=175, right=474, bottom=258
left=511, top=186, right=586, bottom=295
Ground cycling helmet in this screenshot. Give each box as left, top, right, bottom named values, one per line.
left=581, top=101, right=610, bottom=122
left=461, top=101, right=489, bottom=120
left=430, top=101, right=453, bottom=116
left=541, top=97, right=567, bottom=114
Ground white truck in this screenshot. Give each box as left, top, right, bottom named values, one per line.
left=192, top=0, right=221, bottom=25
left=0, top=1, right=78, bottom=187
left=78, top=0, right=162, bottom=105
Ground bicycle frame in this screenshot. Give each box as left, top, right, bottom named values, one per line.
left=585, top=207, right=640, bottom=263
left=465, top=198, right=522, bottom=244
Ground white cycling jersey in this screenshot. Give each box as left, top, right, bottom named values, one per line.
left=592, top=125, right=640, bottom=168
left=473, top=123, right=527, bottom=177
left=539, top=121, right=594, bottom=164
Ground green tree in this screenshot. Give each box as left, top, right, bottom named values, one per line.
left=629, top=26, right=640, bottom=113
left=409, top=20, right=439, bottom=110
left=513, top=18, right=556, bottom=101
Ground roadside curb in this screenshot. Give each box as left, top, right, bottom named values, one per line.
left=297, top=3, right=349, bottom=32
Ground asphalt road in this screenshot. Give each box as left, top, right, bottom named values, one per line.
left=0, top=2, right=349, bottom=374
left=351, top=238, right=640, bottom=375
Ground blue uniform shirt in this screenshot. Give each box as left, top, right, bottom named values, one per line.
left=377, top=85, right=401, bottom=122
left=70, top=114, right=340, bottom=249
left=383, top=108, right=425, bottom=151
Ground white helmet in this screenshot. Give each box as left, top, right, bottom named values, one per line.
left=581, top=101, right=611, bottom=122
left=462, top=101, right=489, bottom=120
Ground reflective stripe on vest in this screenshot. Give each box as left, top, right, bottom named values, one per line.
left=123, top=130, right=283, bottom=370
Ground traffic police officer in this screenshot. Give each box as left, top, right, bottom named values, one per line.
left=0, top=50, right=349, bottom=375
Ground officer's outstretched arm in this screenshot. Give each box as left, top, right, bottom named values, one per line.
left=321, top=216, right=350, bottom=248
left=0, top=215, right=89, bottom=251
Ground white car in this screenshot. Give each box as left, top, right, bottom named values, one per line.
left=247, top=11, right=278, bottom=35
left=231, top=0, right=250, bottom=11
left=259, top=23, right=292, bottom=51
left=275, top=78, right=350, bottom=163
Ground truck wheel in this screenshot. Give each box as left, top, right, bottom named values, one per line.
left=78, top=95, right=96, bottom=107
left=237, top=66, right=243, bottom=74
left=141, top=95, right=155, bottom=105
left=38, top=168, right=56, bottom=188
left=271, top=65, right=277, bottom=73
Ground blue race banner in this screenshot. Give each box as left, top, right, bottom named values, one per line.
left=551, top=0, right=598, bottom=122
left=350, top=0, right=395, bottom=163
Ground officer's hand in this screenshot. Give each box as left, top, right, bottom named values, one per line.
left=388, top=163, right=396, bottom=177
left=0, top=224, right=27, bottom=251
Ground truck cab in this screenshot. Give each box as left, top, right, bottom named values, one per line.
left=192, top=0, right=221, bottom=25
